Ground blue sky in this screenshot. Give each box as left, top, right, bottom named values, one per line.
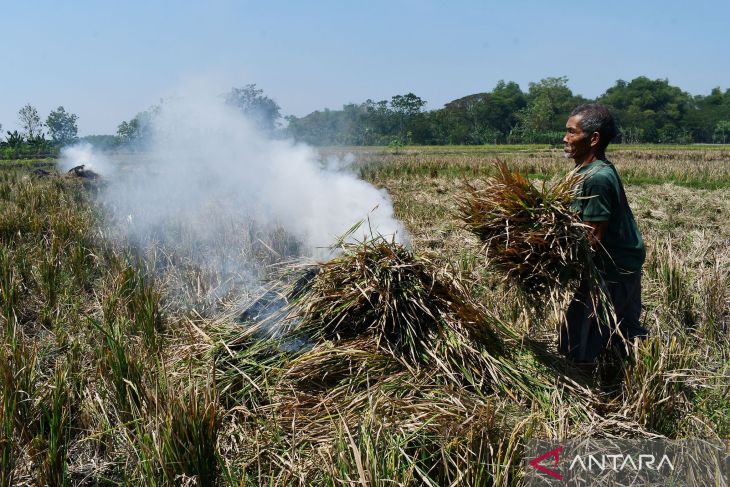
left=1, top=0, right=728, bottom=135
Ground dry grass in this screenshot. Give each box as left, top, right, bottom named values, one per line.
left=1, top=149, right=728, bottom=485
left=348, top=146, right=730, bottom=189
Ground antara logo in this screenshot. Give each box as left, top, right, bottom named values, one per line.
left=528, top=445, right=676, bottom=480
left=569, top=453, right=675, bottom=472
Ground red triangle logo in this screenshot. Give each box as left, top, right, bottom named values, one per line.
left=529, top=446, right=564, bottom=480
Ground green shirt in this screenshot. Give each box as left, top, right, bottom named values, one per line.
left=571, top=160, right=645, bottom=281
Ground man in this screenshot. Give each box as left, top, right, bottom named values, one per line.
left=559, top=103, right=647, bottom=369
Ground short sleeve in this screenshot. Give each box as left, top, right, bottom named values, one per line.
left=580, top=181, right=613, bottom=222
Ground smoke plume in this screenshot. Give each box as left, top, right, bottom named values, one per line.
left=59, top=142, right=113, bottom=174
left=78, top=92, right=408, bottom=304
left=112, top=94, right=405, bottom=246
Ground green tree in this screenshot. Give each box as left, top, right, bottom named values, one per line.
left=527, top=77, right=575, bottom=106
left=46, top=106, right=79, bottom=146
left=486, top=80, right=527, bottom=135
left=5, top=130, right=24, bottom=148
left=390, top=93, right=426, bottom=117
left=714, top=120, right=730, bottom=143
left=515, top=77, right=585, bottom=142
left=442, top=93, right=491, bottom=144
left=516, top=96, right=554, bottom=134
left=686, top=87, right=730, bottom=142
left=363, top=99, right=393, bottom=141
left=225, top=84, right=281, bottom=132
left=437, top=81, right=526, bottom=144
left=390, top=93, right=426, bottom=143
left=600, top=77, right=692, bottom=143
left=116, top=106, right=159, bottom=146
left=116, top=118, right=140, bottom=143
left=512, top=76, right=588, bottom=143
left=18, top=103, right=42, bottom=139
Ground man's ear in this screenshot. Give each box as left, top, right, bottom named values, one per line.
left=589, top=131, right=601, bottom=148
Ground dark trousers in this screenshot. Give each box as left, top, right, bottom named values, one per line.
left=559, top=272, right=647, bottom=364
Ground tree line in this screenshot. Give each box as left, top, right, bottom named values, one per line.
left=0, top=87, right=274, bottom=157
left=285, top=76, right=730, bottom=145
left=3, top=76, right=729, bottom=159
left=0, top=105, right=78, bottom=158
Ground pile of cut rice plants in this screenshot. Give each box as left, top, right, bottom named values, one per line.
left=271, top=237, right=592, bottom=401
left=232, top=239, right=604, bottom=414
left=279, top=237, right=504, bottom=363
left=457, top=160, right=593, bottom=297
left=208, top=235, right=661, bottom=483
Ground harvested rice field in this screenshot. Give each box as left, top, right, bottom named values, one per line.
left=1, top=146, right=728, bottom=486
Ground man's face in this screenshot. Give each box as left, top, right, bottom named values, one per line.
left=563, top=115, right=592, bottom=162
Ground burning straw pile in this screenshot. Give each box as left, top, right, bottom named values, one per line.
left=279, top=236, right=504, bottom=364
left=233, top=235, right=598, bottom=409
left=214, top=236, right=636, bottom=482
left=457, top=160, right=593, bottom=296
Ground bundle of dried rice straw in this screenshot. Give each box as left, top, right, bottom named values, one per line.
left=245, top=236, right=599, bottom=411
left=211, top=233, right=648, bottom=484
left=457, top=160, right=594, bottom=296
left=278, top=236, right=504, bottom=364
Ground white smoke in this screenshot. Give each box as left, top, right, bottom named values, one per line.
left=94, top=91, right=407, bottom=296
left=59, top=142, right=113, bottom=174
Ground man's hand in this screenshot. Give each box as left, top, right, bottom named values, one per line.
left=585, top=221, right=608, bottom=247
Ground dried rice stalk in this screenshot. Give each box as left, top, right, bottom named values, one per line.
left=272, top=237, right=599, bottom=414
left=279, top=236, right=504, bottom=364
left=457, top=160, right=594, bottom=297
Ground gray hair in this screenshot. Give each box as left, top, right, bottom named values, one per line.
left=570, top=103, right=617, bottom=151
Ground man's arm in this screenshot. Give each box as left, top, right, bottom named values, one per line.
left=585, top=221, right=608, bottom=247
